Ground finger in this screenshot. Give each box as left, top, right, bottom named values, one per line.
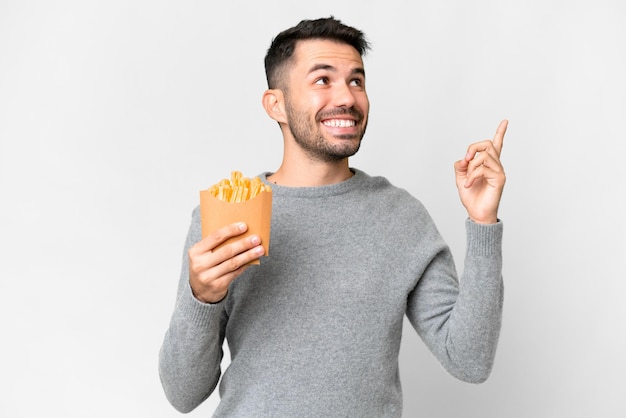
left=212, top=244, right=265, bottom=279
left=189, top=235, right=263, bottom=297
left=465, top=140, right=499, bottom=164
left=464, top=156, right=506, bottom=187
left=464, top=164, right=496, bottom=188
left=194, top=222, right=248, bottom=254
left=211, top=234, right=263, bottom=266
left=467, top=148, right=503, bottom=173
left=454, top=158, right=469, bottom=174
left=492, top=119, right=508, bottom=155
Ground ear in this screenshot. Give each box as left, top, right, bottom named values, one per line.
left=262, top=89, right=288, bottom=124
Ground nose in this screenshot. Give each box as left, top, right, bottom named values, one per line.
left=332, top=81, right=357, bottom=108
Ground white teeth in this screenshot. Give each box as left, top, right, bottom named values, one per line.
left=323, top=119, right=355, bottom=128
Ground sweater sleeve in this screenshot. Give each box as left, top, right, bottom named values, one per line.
left=158, top=207, right=227, bottom=413
left=406, top=219, right=504, bottom=383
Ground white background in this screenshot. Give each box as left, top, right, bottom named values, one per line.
left=1, top=1, right=625, bottom=417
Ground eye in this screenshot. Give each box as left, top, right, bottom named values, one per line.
left=350, top=77, right=364, bottom=87
left=314, top=77, right=329, bottom=85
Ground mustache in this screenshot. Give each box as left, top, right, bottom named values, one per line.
left=316, top=107, right=364, bottom=122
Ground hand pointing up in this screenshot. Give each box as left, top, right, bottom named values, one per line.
left=454, top=119, right=508, bottom=224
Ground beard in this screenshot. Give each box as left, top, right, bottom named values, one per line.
left=284, top=100, right=368, bottom=163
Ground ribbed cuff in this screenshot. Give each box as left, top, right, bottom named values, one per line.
left=177, top=281, right=226, bottom=328
left=465, top=218, right=503, bottom=257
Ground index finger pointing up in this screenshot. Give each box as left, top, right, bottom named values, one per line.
left=493, top=119, right=508, bottom=155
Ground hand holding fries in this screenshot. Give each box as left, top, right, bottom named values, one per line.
left=189, top=221, right=265, bottom=303
left=190, top=171, right=273, bottom=303
left=454, top=120, right=508, bottom=224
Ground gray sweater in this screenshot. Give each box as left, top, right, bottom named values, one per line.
left=159, top=169, right=503, bottom=417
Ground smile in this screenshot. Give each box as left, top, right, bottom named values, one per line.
left=322, top=119, right=356, bottom=128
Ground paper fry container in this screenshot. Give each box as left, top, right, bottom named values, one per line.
left=199, top=190, right=272, bottom=265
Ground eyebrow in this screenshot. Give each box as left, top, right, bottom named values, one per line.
left=308, top=63, right=366, bottom=77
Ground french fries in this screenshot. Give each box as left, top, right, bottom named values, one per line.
left=200, top=171, right=273, bottom=264
left=207, top=171, right=272, bottom=203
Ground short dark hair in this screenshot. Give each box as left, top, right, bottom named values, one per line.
left=264, top=16, right=370, bottom=89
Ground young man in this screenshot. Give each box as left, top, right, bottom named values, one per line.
left=160, top=17, right=507, bottom=417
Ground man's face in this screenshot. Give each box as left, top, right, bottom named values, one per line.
left=282, top=39, right=369, bottom=163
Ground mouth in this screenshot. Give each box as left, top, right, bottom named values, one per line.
left=317, top=108, right=365, bottom=138
left=321, top=118, right=357, bottom=128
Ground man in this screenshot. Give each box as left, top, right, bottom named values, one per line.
left=160, top=16, right=507, bottom=417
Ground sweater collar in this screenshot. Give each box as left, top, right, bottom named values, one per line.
left=260, top=168, right=368, bottom=198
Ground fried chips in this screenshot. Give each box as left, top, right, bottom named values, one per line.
left=207, top=171, right=272, bottom=203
